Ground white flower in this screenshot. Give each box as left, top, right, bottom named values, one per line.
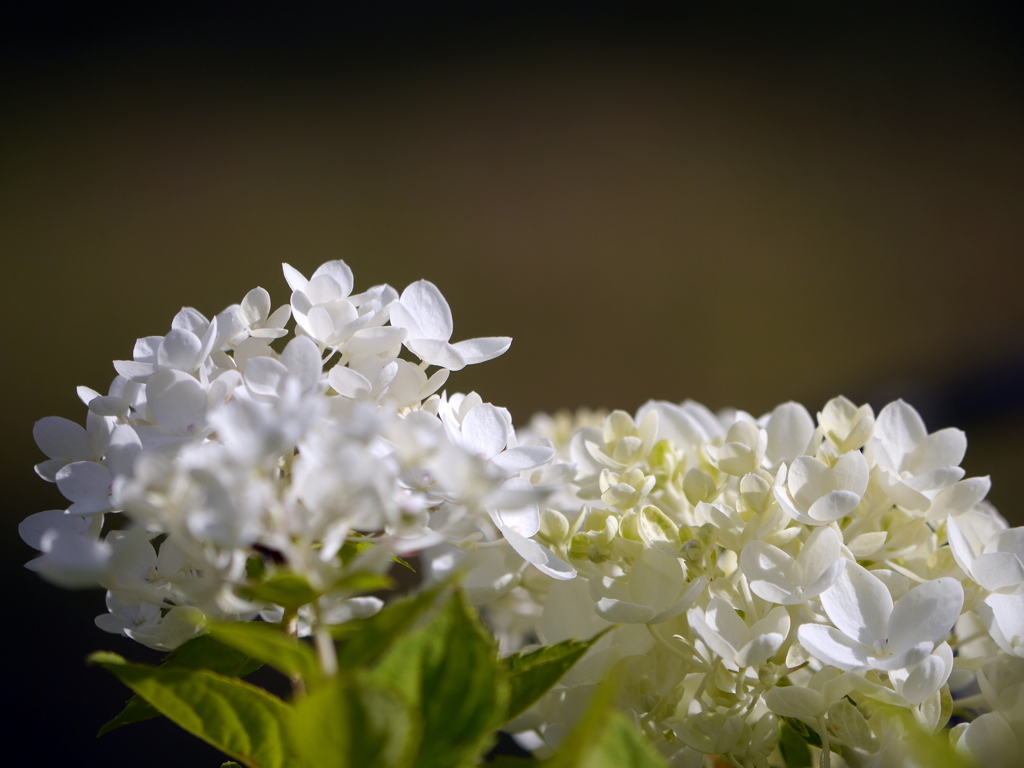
left=588, top=548, right=706, bottom=624
left=798, top=562, right=963, bottom=672
left=740, top=525, right=845, bottom=605
left=774, top=450, right=869, bottom=525
left=389, top=280, right=511, bottom=371
left=867, top=399, right=967, bottom=512
left=688, top=598, right=791, bottom=668
left=817, top=395, right=874, bottom=453
left=947, top=514, right=1024, bottom=594
left=705, top=418, right=766, bottom=477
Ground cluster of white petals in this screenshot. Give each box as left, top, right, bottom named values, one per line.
left=428, top=398, right=1024, bottom=767
left=22, top=261, right=540, bottom=652
left=22, top=262, right=1024, bottom=766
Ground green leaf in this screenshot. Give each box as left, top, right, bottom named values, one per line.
left=332, top=579, right=448, bottom=669
left=331, top=571, right=396, bottom=594
left=207, top=622, right=321, bottom=684
left=369, top=590, right=508, bottom=768
left=291, top=676, right=418, bottom=768
left=778, top=721, right=813, bottom=768
left=541, top=671, right=667, bottom=768
left=240, top=573, right=321, bottom=610
left=89, top=652, right=297, bottom=768
left=98, top=634, right=263, bottom=736
left=501, top=630, right=610, bottom=723
left=782, top=716, right=822, bottom=748
left=222, top=764, right=243, bottom=767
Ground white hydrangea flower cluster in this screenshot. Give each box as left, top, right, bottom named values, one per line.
left=427, top=398, right=1024, bottom=767
left=21, top=261, right=559, bottom=652
left=21, top=260, right=1024, bottom=766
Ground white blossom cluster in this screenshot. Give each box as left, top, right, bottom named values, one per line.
left=21, top=261, right=557, bottom=650
left=427, top=399, right=1024, bottom=767
left=21, top=261, right=1024, bottom=767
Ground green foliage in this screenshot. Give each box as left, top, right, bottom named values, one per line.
left=98, top=633, right=263, bottom=736
left=332, top=578, right=449, bottom=669
left=541, top=670, right=667, bottom=768
left=91, top=584, right=649, bottom=768
left=331, top=571, right=396, bottom=593
left=89, top=652, right=297, bottom=768
left=291, top=678, right=418, bottom=768
left=369, top=589, right=509, bottom=768
left=501, top=630, right=610, bottom=723
left=240, top=573, right=321, bottom=610
left=782, top=716, right=822, bottom=748
left=207, top=621, right=321, bottom=684
left=778, top=721, right=813, bottom=768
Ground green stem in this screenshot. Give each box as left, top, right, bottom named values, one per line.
left=283, top=607, right=306, bottom=698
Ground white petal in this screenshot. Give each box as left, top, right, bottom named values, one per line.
left=405, top=338, right=466, bottom=370
left=304, top=305, right=334, bottom=342
left=157, top=329, right=202, bottom=371
left=821, top=562, right=892, bottom=648
left=808, top=491, right=861, bottom=522
left=26, top=528, right=111, bottom=588
left=19, top=509, right=90, bottom=550
left=788, top=456, right=832, bottom=508
left=972, top=552, right=1024, bottom=593
left=282, top=262, right=308, bottom=291
left=895, top=646, right=952, bottom=704
left=499, top=527, right=576, bottom=581
left=688, top=606, right=740, bottom=661
left=241, top=286, right=271, bottom=324
left=765, top=402, right=815, bottom=466
left=347, top=326, right=407, bottom=357
left=491, top=445, right=555, bottom=473
left=311, top=260, right=354, bottom=297
left=304, top=274, right=347, bottom=305
left=171, top=307, right=209, bottom=336
left=280, top=336, right=322, bottom=391
left=56, top=461, right=111, bottom=501
left=736, top=632, right=785, bottom=667
left=244, top=356, right=288, bottom=396
left=832, top=450, right=869, bottom=496
left=145, top=369, right=207, bottom=435
left=909, top=427, right=967, bottom=475
left=328, top=365, right=371, bottom=398
left=795, top=526, right=842, bottom=584
left=886, top=577, right=963, bottom=655
left=113, top=360, right=157, bottom=382
left=33, top=416, right=90, bottom=461
left=628, top=548, right=685, bottom=610
left=797, top=624, right=870, bottom=671
left=649, top=575, right=707, bottom=623
left=450, top=336, right=512, bottom=365
left=741, top=541, right=797, bottom=604
left=461, top=404, right=511, bottom=458
left=875, top=400, right=928, bottom=460
left=490, top=479, right=541, bottom=537
left=959, top=713, right=1019, bottom=768
left=105, top=425, right=142, bottom=478
left=927, top=477, right=991, bottom=521
left=596, top=598, right=658, bottom=624
left=763, top=686, right=825, bottom=719
left=396, top=280, right=453, bottom=341
left=705, top=596, right=751, bottom=649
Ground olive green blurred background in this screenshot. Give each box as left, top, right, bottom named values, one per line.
left=2, top=3, right=1022, bottom=763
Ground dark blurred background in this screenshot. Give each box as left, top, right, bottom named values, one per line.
left=2, top=2, right=1022, bottom=763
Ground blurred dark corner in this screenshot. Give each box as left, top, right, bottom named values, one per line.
left=1, top=1, right=1022, bottom=763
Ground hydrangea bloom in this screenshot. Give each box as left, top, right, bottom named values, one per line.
left=22, top=263, right=1024, bottom=766
left=426, top=398, right=1024, bottom=767
left=22, top=261, right=542, bottom=654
